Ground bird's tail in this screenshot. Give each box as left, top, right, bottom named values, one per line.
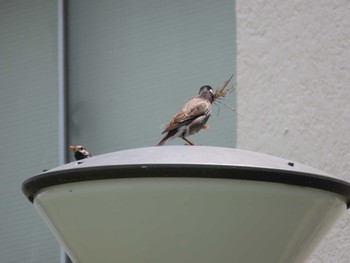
left=156, top=132, right=174, bottom=146
left=156, top=136, right=170, bottom=146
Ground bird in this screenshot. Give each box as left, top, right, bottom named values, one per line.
left=69, top=145, right=93, bottom=160
left=157, top=85, right=214, bottom=146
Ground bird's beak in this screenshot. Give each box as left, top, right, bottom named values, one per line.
left=69, top=145, right=77, bottom=151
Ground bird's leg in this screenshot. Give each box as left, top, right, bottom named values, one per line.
left=202, top=125, right=210, bottom=130
left=181, top=137, right=194, bottom=146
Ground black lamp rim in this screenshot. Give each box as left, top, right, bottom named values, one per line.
left=22, top=163, right=350, bottom=208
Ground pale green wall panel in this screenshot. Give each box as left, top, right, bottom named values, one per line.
left=0, top=1, right=236, bottom=262
left=0, top=1, right=59, bottom=262
left=68, top=0, right=236, bottom=158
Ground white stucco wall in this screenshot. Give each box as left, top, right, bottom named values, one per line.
left=236, top=0, right=350, bottom=262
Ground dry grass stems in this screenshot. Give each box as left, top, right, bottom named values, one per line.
left=213, top=74, right=244, bottom=118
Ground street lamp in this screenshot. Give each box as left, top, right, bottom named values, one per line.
left=22, top=146, right=350, bottom=263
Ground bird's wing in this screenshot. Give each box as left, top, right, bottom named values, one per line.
left=163, top=98, right=211, bottom=133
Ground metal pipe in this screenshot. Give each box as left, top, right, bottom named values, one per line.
left=58, top=0, right=71, bottom=262
left=58, top=0, right=68, bottom=166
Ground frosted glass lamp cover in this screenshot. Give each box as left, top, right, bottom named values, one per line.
left=22, top=146, right=350, bottom=263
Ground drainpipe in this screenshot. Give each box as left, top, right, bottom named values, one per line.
left=58, top=0, right=71, bottom=262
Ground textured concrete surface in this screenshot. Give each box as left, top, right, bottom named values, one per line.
left=236, top=0, right=350, bottom=262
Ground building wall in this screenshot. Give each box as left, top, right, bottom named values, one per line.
left=0, top=1, right=60, bottom=262
left=67, top=0, right=237, bottom=156
left=0, top=1, right=236, bottom=262
left=236, top=0, right=350, bottom=262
